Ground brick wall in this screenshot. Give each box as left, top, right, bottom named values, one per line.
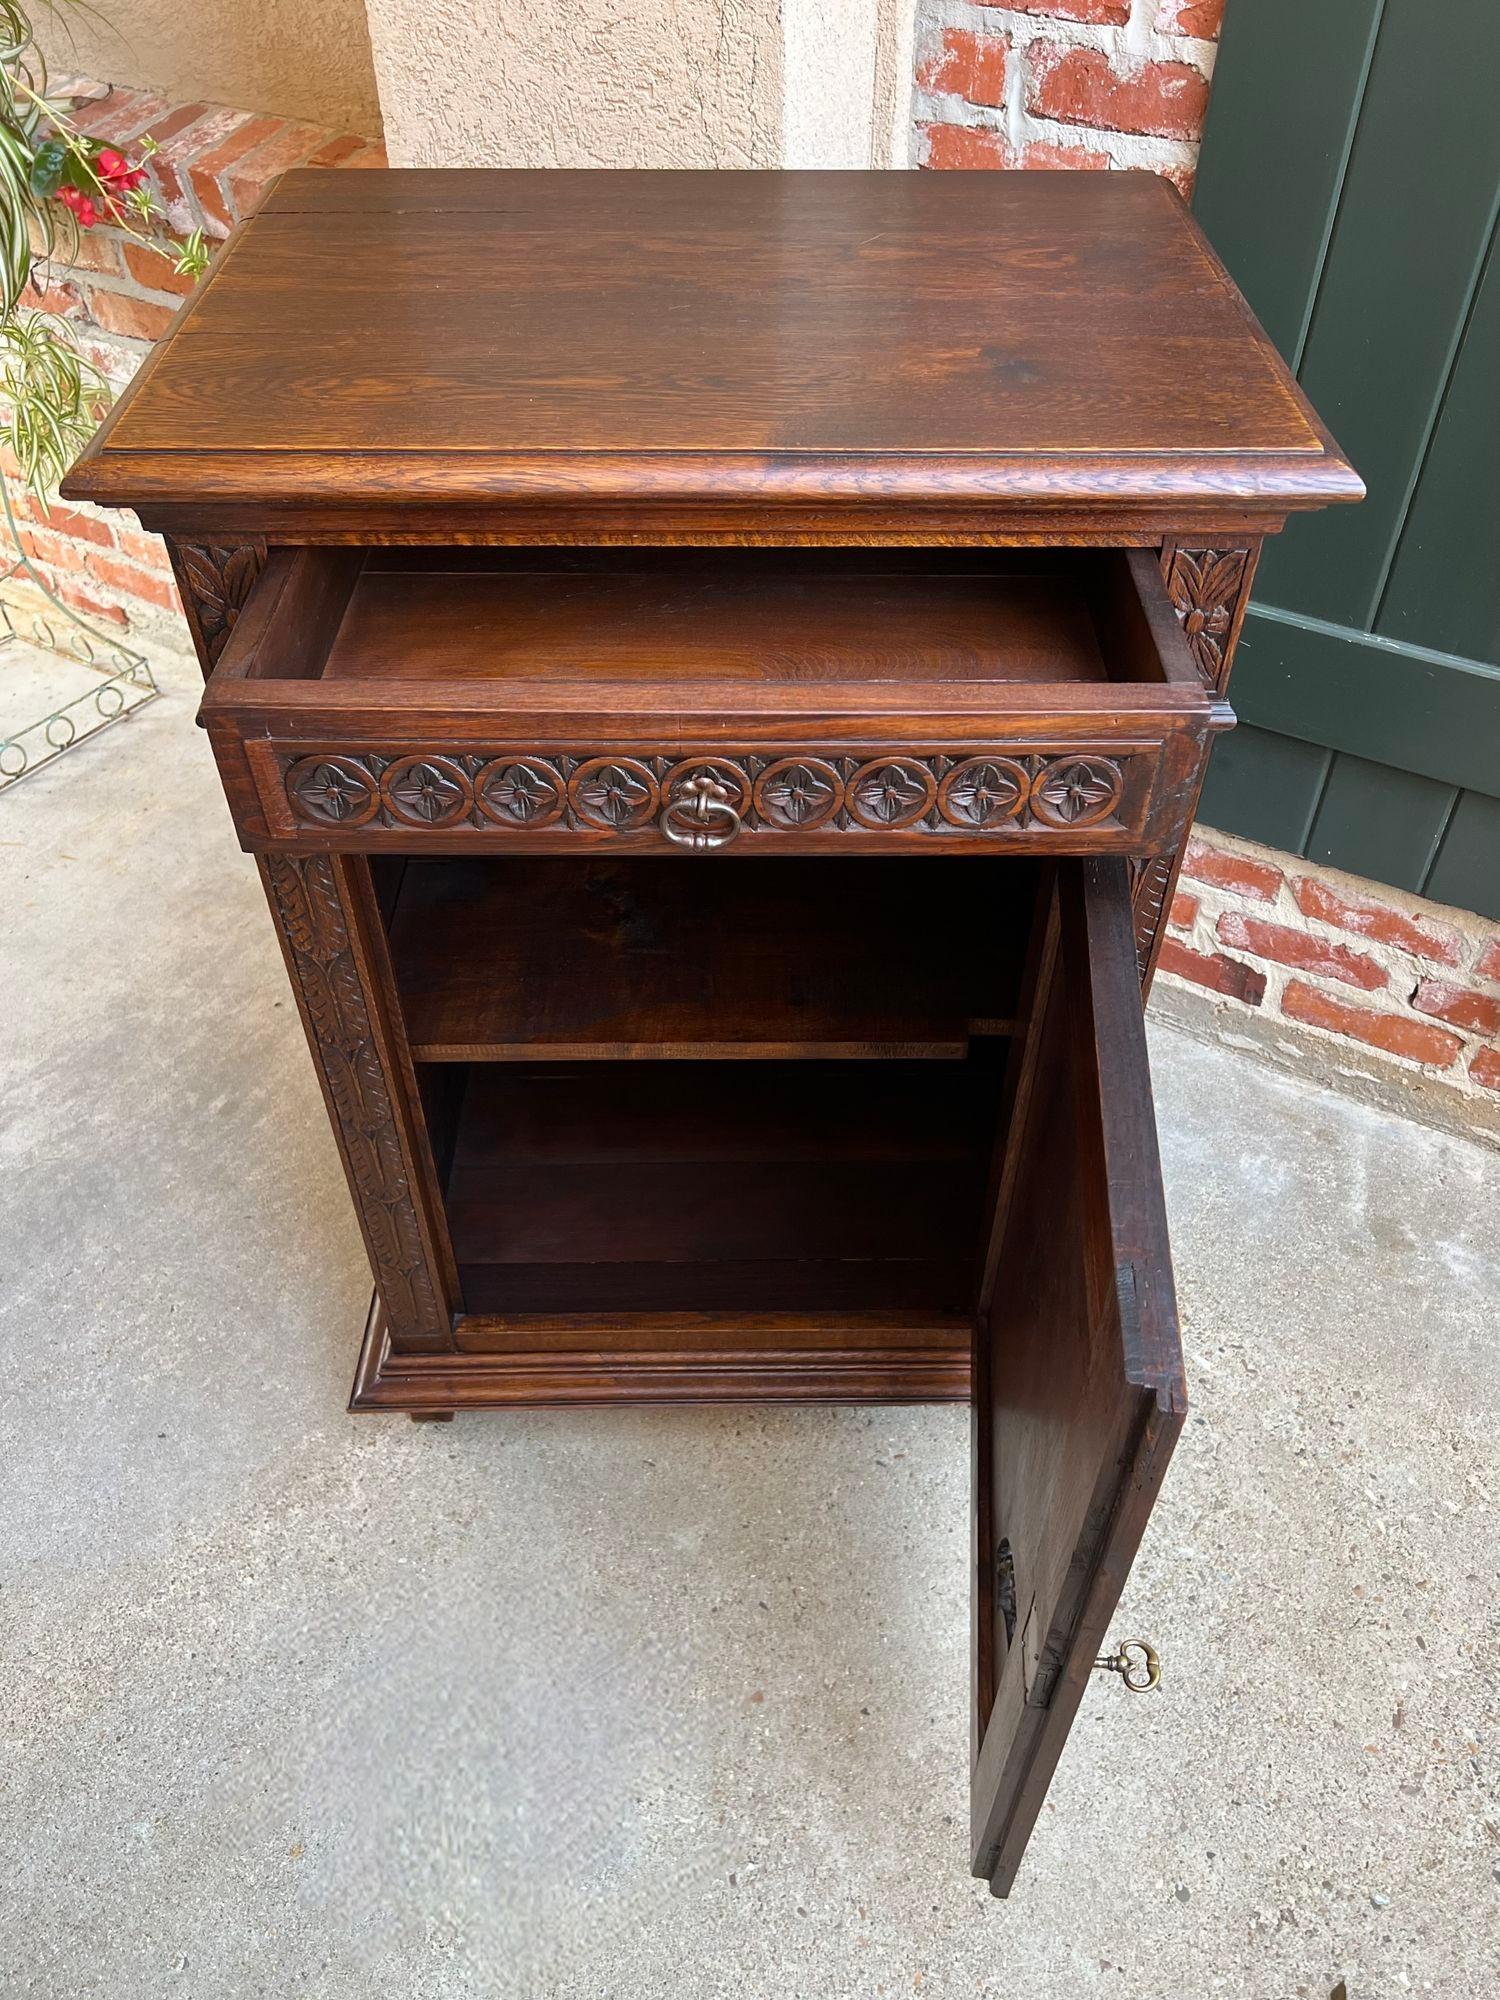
left=1158, top=823, right=1500, bottom=1132
left=913, top=0, right=1222, bottom=188
left=4, top=83, right=382, bottom=645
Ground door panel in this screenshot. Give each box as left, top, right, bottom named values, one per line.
left=971, top=858, right=1185, bottom=1896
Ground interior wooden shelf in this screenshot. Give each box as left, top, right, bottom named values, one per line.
left=390, top=856, right=1035, bottom=1062
left=444, top=1059, right=1002, bottom=1318
left=319, top=549, right=1120, bottom=688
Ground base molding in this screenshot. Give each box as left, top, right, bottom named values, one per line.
left=350, top=1294, right=972, bottom=1412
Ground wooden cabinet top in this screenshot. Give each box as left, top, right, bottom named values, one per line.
left=65, top=168, right=1361, bottom=538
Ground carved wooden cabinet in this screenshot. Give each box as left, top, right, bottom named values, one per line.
left=65, top=168, right=1358, bottom=1894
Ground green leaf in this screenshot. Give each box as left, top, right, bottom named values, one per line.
left=27, top=134, right=64, bottom=196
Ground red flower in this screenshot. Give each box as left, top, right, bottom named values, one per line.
left=58, top=184, right=98, bottom=226
left=96, top=148, right=127, bottom=178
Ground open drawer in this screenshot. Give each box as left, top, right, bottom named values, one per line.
left=199, top=547, right=1228, bottom=856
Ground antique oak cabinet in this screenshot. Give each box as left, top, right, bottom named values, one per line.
left=64, top=169, right=1359, bottom=1893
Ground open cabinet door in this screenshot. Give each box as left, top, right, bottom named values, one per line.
left=971, top=858, right=1186, bottom=1896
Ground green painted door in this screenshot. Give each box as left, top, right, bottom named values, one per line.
left=1192, top=0, right=1500, bottom=918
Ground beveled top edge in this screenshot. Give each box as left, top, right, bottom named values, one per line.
left=62, top=168, right=1363, bottom=517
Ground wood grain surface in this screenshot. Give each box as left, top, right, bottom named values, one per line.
left=64, top=170, right=1361, bottom=530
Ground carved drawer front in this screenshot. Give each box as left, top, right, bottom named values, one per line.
left=199, top=545, right=1229, bottom=857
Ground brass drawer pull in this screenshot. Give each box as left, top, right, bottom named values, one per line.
left=659, top=772, right=742, bottom=850
left=1093, top=1638, right=1161, bottom=1692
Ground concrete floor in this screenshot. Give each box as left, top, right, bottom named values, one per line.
left=3, top=643, right=1498, bottom=2000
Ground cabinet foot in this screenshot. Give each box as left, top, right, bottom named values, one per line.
left=410, top=1410, right=455, bottom=1423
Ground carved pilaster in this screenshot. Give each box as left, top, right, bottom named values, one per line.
left=166, top=538, right=267, bottom=677
left=1134, top=540, right=1262, bottom=984
left=260, top=851, right=455, bottom=1350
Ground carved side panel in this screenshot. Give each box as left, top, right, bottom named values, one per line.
left=167, top=538, right=268, bottom=676
left=261, top=852, right=452, bottom=1348
left=1135, top=540, right=1262, bottom=982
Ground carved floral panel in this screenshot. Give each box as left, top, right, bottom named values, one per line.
left=1161, top=546, right=1252, bottom=693
left=261, top=854, right=447, bottom=1343
left=279, top=748, right=1142, bottom=841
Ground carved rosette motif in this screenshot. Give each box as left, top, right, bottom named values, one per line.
left=286, top=755, right=380, bottom=826
left=847, top=758, right=938, bottom=829
left=568, top=757, right=660, bottom=830
left=1161, top=546, right=1252, bottom=693
left=261, top=854, right=446, bottom=1342
left=168, top=540, right=268, bottom=672
left=280, top=749, right=1132, bottom=839
left=938, top=756, right=1029, bottom=829
left=380, top=755, right=472, bottom=827
left=1029, top=756, right=1123, bottom=829
left=475, top=757, right=565, bottom=827
left=753, top=757, right=843, bottom=829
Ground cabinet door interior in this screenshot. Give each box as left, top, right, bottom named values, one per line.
left=971, top=857, right=1186, bottom=1895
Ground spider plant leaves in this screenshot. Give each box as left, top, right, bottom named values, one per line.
left=0, top=118, right=38, bottom=312
left=0, top=308, right=108, bottom=492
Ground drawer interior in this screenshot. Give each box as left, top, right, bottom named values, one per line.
left=232, top=546, right=1196, bottom=691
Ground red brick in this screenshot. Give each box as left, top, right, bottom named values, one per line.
left=37, top=226, right=122, bottom=277
left=1293, top=878, right=1463, bottom=967
left=17, top=525, right=69, bottom=569
left=919, top=123, right=1012, bottom=170
left=1471, top=1047, right=1500, bottom=1093
left=121, top=239, right=197, bottom=299
left=229, top=121, right=333, bottom=215
left=1216, top=911, right=1387, bottom=991
left=80, top=287, right=177, bottom=342
left=73, top=87, right=171, bottom=145
left=19, top=274, right=82, bottom=317
left=338, top=142, right=388, bottom=170
left=142, top=107, right=246, bottom=230
left=1157, top=937, right=1267, bottom=1006
left=306, top=133, right=372, bottom=170
left=1162, top=161, right=1196, bottom=200
left=129, top=103, right=216, bottom=229
left=111, top=523, right=172, bottom=572
left=1476, top=939, right=1500, bottom=984
left=86, top=552, right=184, bottom=611
left=1169, top=891, right=1198, bottom=931
left=918, top=30, right=1009, bottom=109
left=187, top=114, right=286, bottom=232
left=30, top=501, right=114, bottom=549
left=1183, top=837, right=1283, bottom=903
left=1027, top=45, right=1211, bottom=141
left=139, top=101, right=215, bottom=151
left=1004, top=0, right=1130, bottom=20
left=1156, top=0, right=1226, bottom=35
left=1019, top=139, right=1112, bottom=171
left=1280, top=981, right=1463, bottom=1070
left=56, top=579, right=129, bottom=626
left=1409, top=979, right=1500, bottom=1037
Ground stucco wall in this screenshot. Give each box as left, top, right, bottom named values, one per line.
left=37, top=0, right=382, bottom=134
left=365, top=0, right=908, bottom=169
